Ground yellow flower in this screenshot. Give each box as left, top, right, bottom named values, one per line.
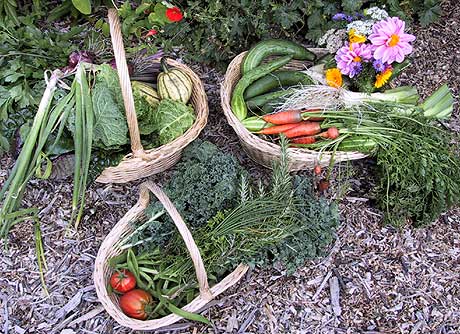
left=325, top=68, right=343, bottom=88
left=375, top=68, right=393, bottom=88
left=348, top=29, right=366, bottom=44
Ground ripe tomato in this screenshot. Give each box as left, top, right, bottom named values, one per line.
left=110, top=269, right=136, bottom=293
left=119, top=289, right=154, bottom=320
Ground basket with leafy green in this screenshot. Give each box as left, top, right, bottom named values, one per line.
left=100, top=138, right=339, bottom=323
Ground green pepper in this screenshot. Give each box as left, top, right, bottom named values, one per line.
left=231, top=55, right=293, bottom=121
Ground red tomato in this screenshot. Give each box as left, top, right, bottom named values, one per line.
left=110, top=270, right=136, bottom=293
left=119, top=289, right=154, bottom=320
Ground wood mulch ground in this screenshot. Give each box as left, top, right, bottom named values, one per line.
left=1, top=0, right=459, bottom=333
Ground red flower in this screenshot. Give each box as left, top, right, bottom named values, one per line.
left=145, top=29, right=158, bottom=37
left=165, top=7, right=183, bottom=22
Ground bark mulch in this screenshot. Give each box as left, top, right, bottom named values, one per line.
left=1, top=1, right=459, bottom=333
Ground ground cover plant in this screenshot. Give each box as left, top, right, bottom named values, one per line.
left=160, top=0, right=443, bottom=67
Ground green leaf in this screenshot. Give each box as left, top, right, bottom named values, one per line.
left=118, top=1, right=132, bottom=18
left=153, top=99, right=195, bottom=145
left=71, top=0, right=91, bottom=15
left=342, top=0, right=363, bottom=12
left=90, top=66, right=129, bottom=149
left=419, top=5, right=441, bottom=27
left=148, top=11, right=167, bottom=25
left=0, top=134, right=9, bottom=153
left=135, top=2, right=151, bottom=15
left=307, top=10, right=322, bottom=29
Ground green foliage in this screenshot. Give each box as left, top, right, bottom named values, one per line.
left=132, top=87, right=158, bottom=136
left=0, top=0, right=20, bottom=25
left=143, top=139, right=245, bottom=233
left=90, top=65, right=130, bottom=149
left=0, top=15, right=82, bottom=154
left=163, top=0, right=441, bottom=67
left=153, top=99, right=195, bottom=145
left=71, top=0, right=91, bottom=14
left=375, top=116, right=460, bottom=226
left=137, top=138, right=338, bottom=278
left=270, top=176, right=339, bottom=274
left=116, top=1, right=184, bottom=55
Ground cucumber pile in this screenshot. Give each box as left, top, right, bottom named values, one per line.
left=230, top=39, right=316, bottom=121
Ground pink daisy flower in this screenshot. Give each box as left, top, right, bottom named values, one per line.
left=368, top=17, right=415, bottom=64
left=335, top=43, right=373, bottom=77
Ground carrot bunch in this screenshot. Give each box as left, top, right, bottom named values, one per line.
left=254, top=109, right=340, bottom=145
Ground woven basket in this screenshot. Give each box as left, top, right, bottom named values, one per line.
left=96, top=9, right=208, bottom=184
left=94, top=181, right=249, bottom=330
left=220, top=51, right=367, bottom=170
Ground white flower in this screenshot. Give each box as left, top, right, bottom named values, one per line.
left=320, top=29, right=347, bottom=53
left=318, top=29, right=336, bottom=46
left=365, top=6, right=389, bottom=21
left=346, top=20, right=374, bottom=36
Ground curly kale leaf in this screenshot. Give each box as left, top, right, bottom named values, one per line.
left=231, top=175, right=339, bottom=273
left=142, top=140, right=246, bottom=250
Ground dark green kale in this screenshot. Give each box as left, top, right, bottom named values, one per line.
left=228, top=175, right=339, bottom=274
left=141, top=140, right=246, bottom=249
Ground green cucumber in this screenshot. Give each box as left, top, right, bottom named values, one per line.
left=241, top=116, right=271, bottom=132
left=244, top=71, right=314, bottom=99
left=246, top=88, right=294, bottom=109
left=262, top=97, right=285, bottom=114
left=243, top=39, right=316, bottom=74
left=231, top=55, right=293, bottom=121
left=337, top=137, right=378, bottom=153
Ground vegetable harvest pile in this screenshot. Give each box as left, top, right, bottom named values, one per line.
left=108, top=139, right=339, bottom=321
left=0, top=56, right=196, bottom=244
left=231, top=32, right=459, bottom=226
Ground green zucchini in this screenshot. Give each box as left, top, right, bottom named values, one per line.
left=337, top=137, right=378, bottom=153
left=246, top=88, right=294, bottom=109
left=231, top=55, right=293, bottom=121
left=244, top=71, right=314, bottom=99
left=242, top=39, right=316, bottom=74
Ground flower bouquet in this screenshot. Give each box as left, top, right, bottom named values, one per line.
left=319, top=7, right=416, bottom=92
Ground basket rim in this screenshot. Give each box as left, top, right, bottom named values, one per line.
left=220, top=50, right=367, bottom=169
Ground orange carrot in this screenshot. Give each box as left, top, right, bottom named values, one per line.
left=302, top=108, right=324, bottom=121
left=319, top=127, right=340, bottom=139
left=291, top=135, right=317, bottom=144
left=313, top=165, right=322, bottom=175
left=283, top=121, right=321, bottom=138
left=262, top=110, right=302, bottom=125
left=258, top=123, right=299, bottom=135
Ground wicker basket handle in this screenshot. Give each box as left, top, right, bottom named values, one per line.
left=141, top=181, right=213, bottom=300
left=108, top=8, right=144, bottom=157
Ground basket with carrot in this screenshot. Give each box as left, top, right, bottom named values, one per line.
left=221, top=6, right=460, bottom=226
